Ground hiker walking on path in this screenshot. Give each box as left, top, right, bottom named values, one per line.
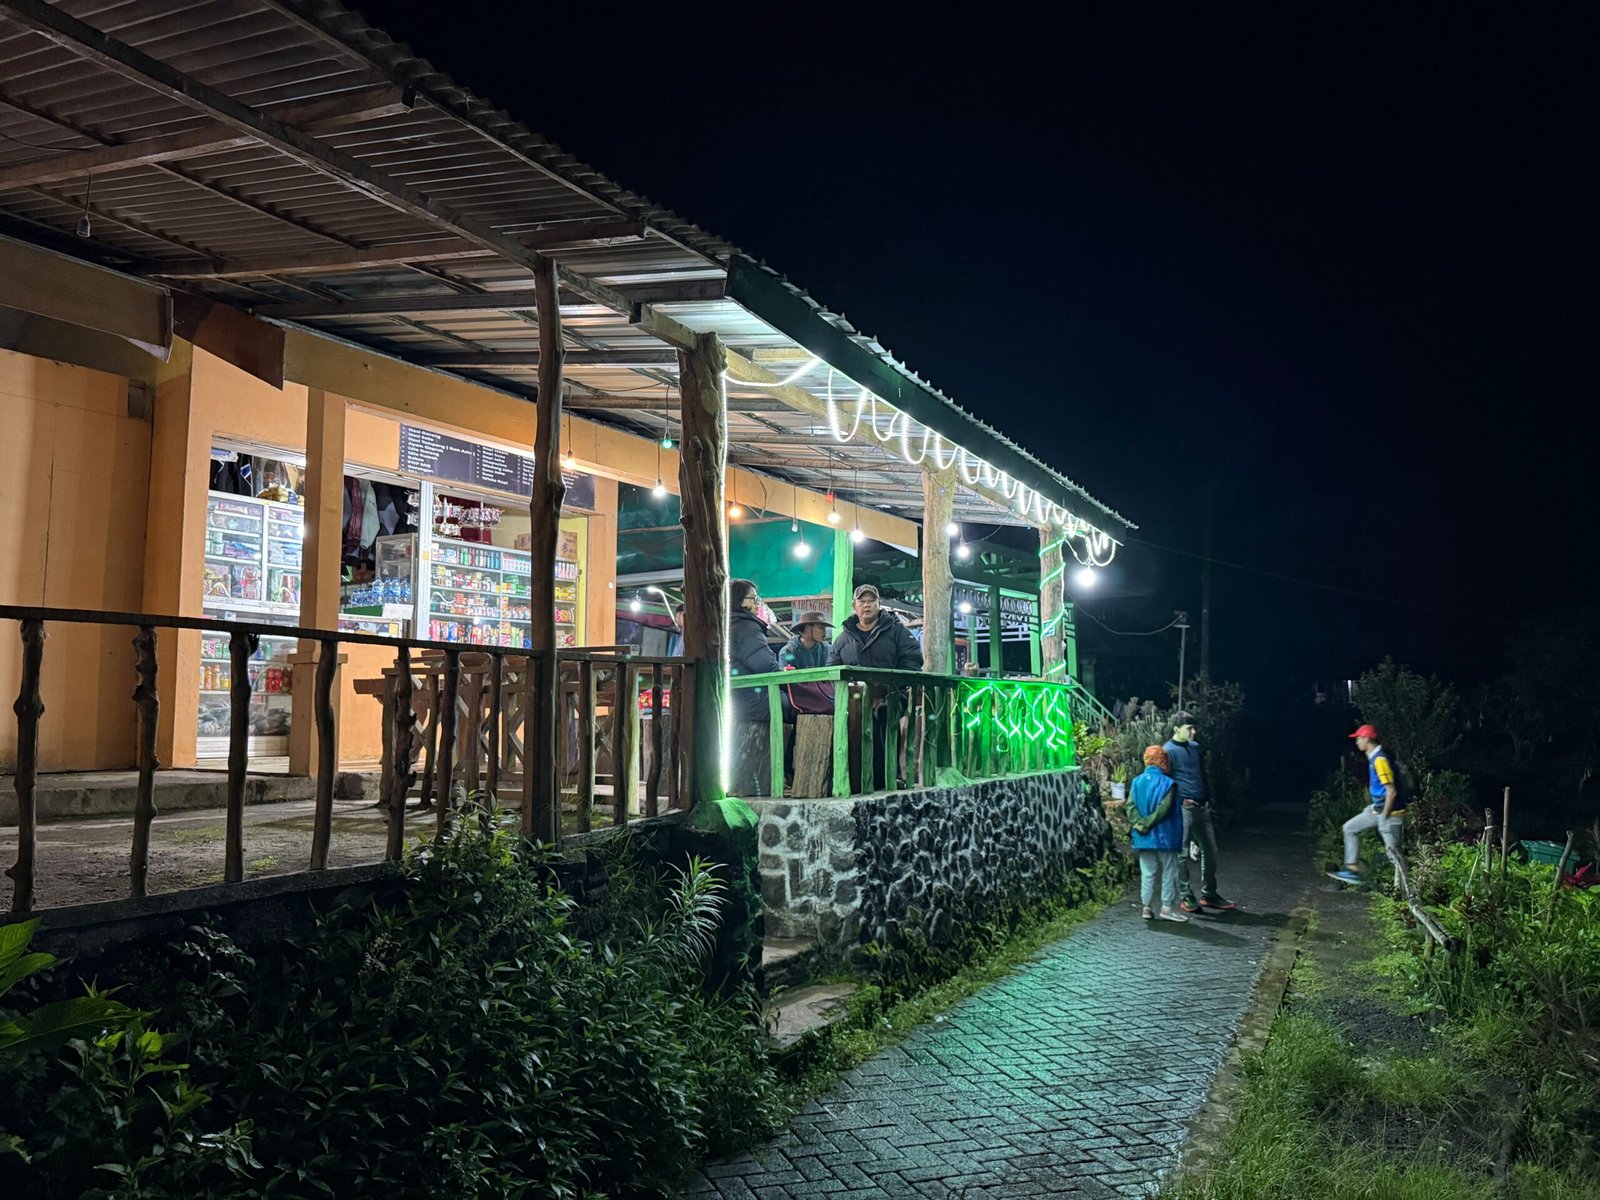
left=1130, top=745, right=1188, bottom=922
left=1332, top=723, right=1406, bottom=886
left=1164, top=712, right=1235, bottom=913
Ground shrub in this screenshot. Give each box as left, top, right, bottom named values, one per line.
left=3, top=824, right=785, bottom=1199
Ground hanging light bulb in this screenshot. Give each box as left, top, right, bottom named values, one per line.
left=660, top=434, right=674, bottom=450
left=793, top=539, right=810, bottom=559
left=955, top=543, right=971, bottom=561
left=1075, top=565, right=1096, bottom=588
left=945, top=521, right=960, bottom=538
left=850, top=526, right=864, bottom=544
left=630, top=597, right=643, bottom=613
left=791, top=518, right=799, bottom=533
left=827, top=490, right=840, bottom=524
left=727, top=501, right=743, bottom=519
left=653, top=479, right=667, bottom=498
left=562, top=448, right=577, bottom=472
left=958, top=600, right=973, bottom=615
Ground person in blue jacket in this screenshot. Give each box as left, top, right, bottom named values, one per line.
left=1129, top=745, right=1189, bottom=922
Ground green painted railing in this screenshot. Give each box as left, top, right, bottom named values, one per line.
left=727, top=666, right=1076, bottom=799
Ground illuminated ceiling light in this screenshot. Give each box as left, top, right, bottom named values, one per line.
left=660, top=435, right=674, bottom=449
left=652, top=479, right=667, bottom=498
left=793, top=539, right=811, bottom=559
left=727, top=502, right=743, bottom=519
left=945, top=521, right=960, bottom=538
left=827, top=509, right=841, bottom=524
left=955, top=543, right=971, bottom=561
left=1075, top=565, right=1097, bottom=588
left=958, top=601, right=973, bottom=615
left=629, top=597, right=643, bottom=613
left=850, top=526, right=864, bottom=544
left=791, top=518, right=799, bottom=533
left=562, top=450, right=577, bottom=472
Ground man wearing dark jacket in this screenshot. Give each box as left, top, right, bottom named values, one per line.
left=1163, top=712, right=1235, bottom=912
left=829, top=584, right=922, bottom=670
left=830, top=584, right=920, bottom=789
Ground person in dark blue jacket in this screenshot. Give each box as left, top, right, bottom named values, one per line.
left=1163, top=712, right=1235, bottom=913
left=1129, top=745, right=1188, bottom=921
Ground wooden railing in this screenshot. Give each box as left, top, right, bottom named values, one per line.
left=726, top=666, right=1076, bottom=799
left=0, top=605, right=692, bottom=914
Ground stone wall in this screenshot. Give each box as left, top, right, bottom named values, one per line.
left=753, top=769, right=1107, bottom=954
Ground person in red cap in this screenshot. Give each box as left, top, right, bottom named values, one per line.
left=1331, top=724, right=1405, bottom=885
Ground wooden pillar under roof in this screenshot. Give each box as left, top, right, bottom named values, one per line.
left=676, top=331, right=730, bottom=808
left=524, top=257, right=565, bottom=842
left=1039, top=527, right=1066, bottom=678
left=289, top=387, right=345, bottom=776
left=921, top=466, right=955, bottom=674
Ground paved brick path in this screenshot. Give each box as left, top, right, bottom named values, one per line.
left=683, top=824, right=1305, bottom=1199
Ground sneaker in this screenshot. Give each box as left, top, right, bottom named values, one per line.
left=1141, top=906, right=1154, bottom=920
left=1179, top=897, right=1204, bottom=914
left=1202, top=893, right=1237, bottom=910
left=1157, top=909, right=1190, bottom=923
left=1330, top=869, right=1363, bottom=886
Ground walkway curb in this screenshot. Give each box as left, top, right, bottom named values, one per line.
left=1178, top=893, right=1312, bottom=1176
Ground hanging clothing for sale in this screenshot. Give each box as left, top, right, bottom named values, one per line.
left=343, top=477, right=364, bottom=555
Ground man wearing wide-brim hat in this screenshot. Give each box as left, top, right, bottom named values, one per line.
left=779, top=609, right=834, bottom=671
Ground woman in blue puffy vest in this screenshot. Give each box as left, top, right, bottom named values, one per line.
left=1129, top=745, right=1188, bottom=922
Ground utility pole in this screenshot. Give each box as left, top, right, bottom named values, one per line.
left=1200, top=480, right=1213, bottom=680
left=1175, top=611, right=1190, bottom=709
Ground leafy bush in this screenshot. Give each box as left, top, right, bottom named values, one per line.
left=1353, top=657, right=1464, bottom=773
left=3, top=824, right=785, bottom=1199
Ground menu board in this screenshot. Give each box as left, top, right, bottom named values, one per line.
left=399, top=425, right=595, bottom=510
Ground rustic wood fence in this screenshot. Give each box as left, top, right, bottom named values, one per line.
left=0, top=605, right=693, bottom=914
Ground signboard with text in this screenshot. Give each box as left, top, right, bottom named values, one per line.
left=399, top=425, right=595, bottom=510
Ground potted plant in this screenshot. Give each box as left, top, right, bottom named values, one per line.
left=1109, top=764, right=1129, bottom=801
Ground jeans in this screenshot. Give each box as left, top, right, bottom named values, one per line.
left=1343, top=808, right=1404, bottom=872
left=1179, top=801, right=1220, bottom=900
left=1139, top=850, right=1180, bottom=912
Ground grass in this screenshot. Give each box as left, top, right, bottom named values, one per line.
left=1164, top=898, right=1600, bottom=1200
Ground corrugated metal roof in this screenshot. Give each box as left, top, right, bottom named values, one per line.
left=0, top=0, right=1131, bottom=538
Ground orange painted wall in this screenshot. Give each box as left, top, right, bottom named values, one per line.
left=0, top=349, right=151, bottom=771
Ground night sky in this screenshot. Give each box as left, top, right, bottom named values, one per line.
left=354, top=3, right=1594, bottom=761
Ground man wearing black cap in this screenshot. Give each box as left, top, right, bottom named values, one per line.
left=830, top=584, right=921, bottom=788
left=1164, top=712, right=1235, bottom=912
left=828, top=584, right=922, bottom=671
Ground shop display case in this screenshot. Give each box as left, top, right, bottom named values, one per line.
left=427, top=536, right=535, bottom=647
left=337, top=534, right=415, bottom=638
left=199, top=492, right=304, bottom=757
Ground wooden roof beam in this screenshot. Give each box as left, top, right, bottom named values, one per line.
left=414, top=350, right=677, bottom=368
left=144, top=218, right=645, bottom=280
left=253, top=275, right=724, bottom=318
left=0, top=84, right=413, bottom=189
left=0, top=0, right=636, bottom=317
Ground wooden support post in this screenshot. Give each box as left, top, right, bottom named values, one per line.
left=457, top=662, right=484, bottom=806
left=486, top=653, right=504, bottom=803
left=612, top=662, right=639, bottom=823
left=435, top=650, right=460, bottom=836
left=418, top=672, right=439, bottom=809
left=525, top=256, right=567, bottom=843
left=832, top=682, right=851, bottom=798
left=767, top=683, right=784, bottom=799
left=386, top=646, right=413, bottom=861
left=676, top=663, right=696, bottom=810
left=884, top=688, right=902, bottom=791
left=666, top=665, right=681, bottom=813
left=922, top=467, right=956, bottom=674
left=577, top=659, right=596, bottom=832
left=6, top=620, right=45, bottom=913
left=309, top=639, right=338, bottom=870
left=676, top=331, right=730, bottom=808
left=1500, top=786, right=1511, bottom=883
left=129, top=626, right=160, bottom=898
left=646, top=663, right=663, bottom=817
left=291, top=386, right=345, bottom=776
left=988, top=583, right=1004, bottom=677
left=224, top=629, right=257, bottom=884
left=1039, top=528, right=1065, bottom=678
